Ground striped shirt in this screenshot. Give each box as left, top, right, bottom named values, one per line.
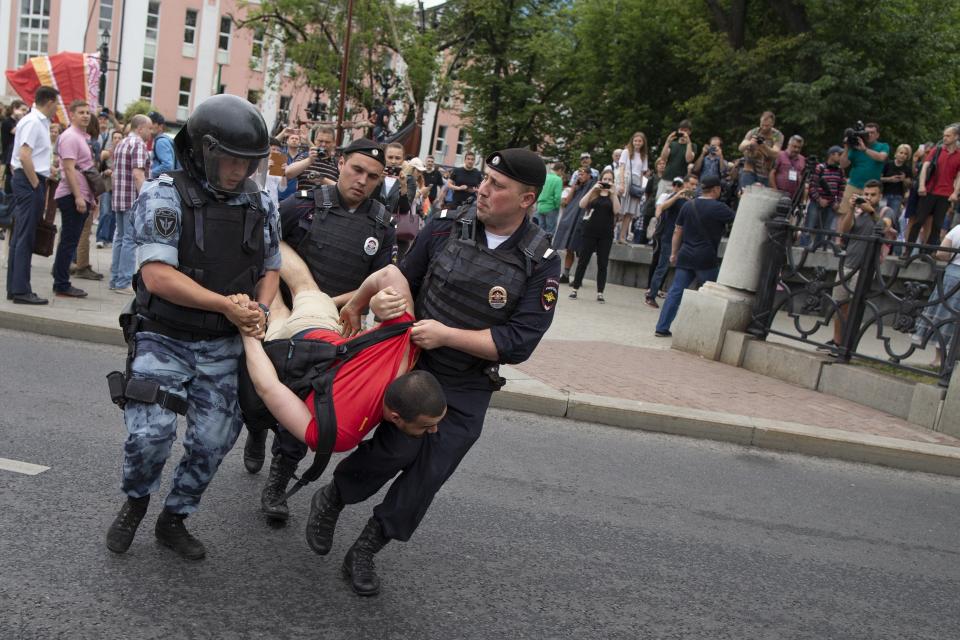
left=112, top=133, right=150, bottom=211
left=808, top=163, right=846, bottom=205
left=293, top=152, right=339, bottom=190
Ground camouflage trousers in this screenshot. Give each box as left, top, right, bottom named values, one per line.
left=120, top=331, right=243, bottom=514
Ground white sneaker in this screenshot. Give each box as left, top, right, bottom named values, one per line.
left=96, top=241, right=105, bottom=249
left=112, top=287, right=134, bottom=295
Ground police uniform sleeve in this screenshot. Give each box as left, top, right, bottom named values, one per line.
left=489, top=252, right=562, bottom=365
left=132, top=179, right=182, bottom=269
left=260, top=192, right=282, bottom=271
left=278, top=191, right=312, bottom=246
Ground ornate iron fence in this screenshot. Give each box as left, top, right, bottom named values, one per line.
left=748, top=207, right=960, bottom=386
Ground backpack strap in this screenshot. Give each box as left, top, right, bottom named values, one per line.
left=269, top=321, right=414, bottom=504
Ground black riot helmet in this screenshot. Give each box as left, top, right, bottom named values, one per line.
left=174, top=94, right=270, bottom=195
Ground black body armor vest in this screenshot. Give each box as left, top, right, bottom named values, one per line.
left=134, top=170, right=265, bottom=339
left=415, top=208, right=551, bottom=379
left=295, top=186, right=391, bottom=297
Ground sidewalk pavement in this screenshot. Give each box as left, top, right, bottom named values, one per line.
left=2, top=242, right=959, bottom=477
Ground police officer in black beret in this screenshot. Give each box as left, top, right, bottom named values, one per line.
left=244, top=138, right=397, bottom=522
left=304, top=148, right=561, bottom=596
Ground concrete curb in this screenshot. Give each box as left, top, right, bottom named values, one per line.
left=4, top=307, right=959, bottom=478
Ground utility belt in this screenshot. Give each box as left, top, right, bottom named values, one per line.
left=106, top=302, right=193, bottom=415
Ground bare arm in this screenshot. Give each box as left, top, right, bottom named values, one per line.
left=610, top=191, right=621, bottom=215
left=241, top=335, right=311, bottom=441
left=918, top=161, right=930, bottom=195
left=285, top=154, right=312, bottom=179
left=839, top=148, right=852, bottom=170
left=670, top=226, right=683, bottom=263
left=133, top=167, right=145, bottom=193
left=684, top=142, right=695, bottom=163
left=412, top=323, right=499, bottom=361
left=578, top=186, right=598, bottom=209
left=61, top=157, right=86, bottom=206
left=339, top=264, right=415, bottom=335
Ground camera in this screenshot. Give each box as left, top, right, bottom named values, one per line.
left=853, top=195, right=867, bottom=205
left=754, top=134, right=765, bottom=145
left=385, top=165, right=402, bottom=177
left=599, top=181, right=612, bottom=190
left=312, top=146, right=327, bottom=158
left=844, top=120, right=869, bottom=147
left=709, top=145, right=718, bottom=154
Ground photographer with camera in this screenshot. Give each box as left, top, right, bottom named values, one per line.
left=737, top=111, right=782, bottom=188
left=569, top=168, right=620, bottom=303
left=286, top=126, right=339, bottom=191
left=645, top=174, right=697, bottom=308
left=693, top=136, right=729, bottom=184
left=838, top=121, right=888, bottom=218
left=657, top=120, right=695, bottom=199
left=826, top=181, right=897, bottom=352
left=802, top=146, right=846, bottom=247
left=907, top=124, right=960, bottom=246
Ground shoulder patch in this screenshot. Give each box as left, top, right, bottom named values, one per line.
left=541, top=277, right=559, bottom=312
left=154, top=208, right=179, bottom=238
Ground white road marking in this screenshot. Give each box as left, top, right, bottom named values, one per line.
left=0, top=457, right=50, bottom=475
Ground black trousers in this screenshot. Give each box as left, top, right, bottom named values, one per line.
left=571, top=234, right=613, bottom=292
left=333, top=384, right=491, bottom=541
left=272, top=425, right=309, bottom=463
left=908, top=194, right=952, bottom=244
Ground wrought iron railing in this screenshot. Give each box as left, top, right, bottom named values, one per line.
left=748, top=208, right=960, bottom=386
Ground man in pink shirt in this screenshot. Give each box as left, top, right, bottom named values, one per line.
left=52, top=100, right=97, bottom=298
left=769, top=134, right=807, bottom=199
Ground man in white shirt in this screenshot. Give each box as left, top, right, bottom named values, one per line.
left=5, top=86, right=59, bottom=305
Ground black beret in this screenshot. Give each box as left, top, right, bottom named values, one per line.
left=485, top=148, right=546, bottom=192
left=342, top=138, right=386, bottom=166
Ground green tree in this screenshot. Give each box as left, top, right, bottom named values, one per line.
left=121, top=99, right=157, bottom=123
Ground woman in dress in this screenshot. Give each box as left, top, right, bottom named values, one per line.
left=617, top=131, right=649, bottom=244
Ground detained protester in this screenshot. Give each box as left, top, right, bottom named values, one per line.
left=241, top=248, right=445, bottom=459
left=245, top=138, right=396, bottom=523
left=302, top=148, right=560, bottom=596
left=104, top=95, right=280, bottom=560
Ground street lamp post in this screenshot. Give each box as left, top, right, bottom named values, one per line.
left=99, top=29, right=109, bottom=108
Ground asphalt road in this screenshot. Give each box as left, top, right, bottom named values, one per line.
left=2, top=327, right=960, bottom=640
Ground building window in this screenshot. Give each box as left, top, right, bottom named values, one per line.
left=140, top=1, right=160, bottom=100
left=16, top=0, right=51, bottom=66
left=184, top=9, right=197, bottom=45
left=247, top=90, right=262, bottom=105
left=455, top=130, right=467, bottom=157
left=98, top=0, right=114, bottom=36
left=218, top=16, right=232, bottom=51
left=278, top=95, right=291, bottom=126
left=177, top=77, right=192, bottom=121
left=251, top=26, right=265, bottom=71
left=433, top=125, right=448, bottom=162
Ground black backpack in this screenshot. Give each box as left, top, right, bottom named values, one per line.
left=239, top=321, right=413, bottom=503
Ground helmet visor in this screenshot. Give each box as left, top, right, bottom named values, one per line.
left=202, top=146, right=268, bottom=195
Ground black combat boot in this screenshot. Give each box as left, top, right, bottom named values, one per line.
left=305, top=482, right=344, bottom=555
left=105, top=495, right=150, bottom=553
left=342, top=517, right=389, bottom=596
left=260, top=455, right=297, bottom=521
left=243, top=429, right=267, bottom=474
left=155, top=509, right=206, bottom=560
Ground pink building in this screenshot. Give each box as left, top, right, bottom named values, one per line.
left=0, top=0, right=469, bottom=162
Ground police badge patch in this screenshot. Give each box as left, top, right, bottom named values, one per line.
left=541, top=278, right=559, bottom=311
left=154, top=208, right=178, bottom=239
left=488, top=286, right=507, bottom=309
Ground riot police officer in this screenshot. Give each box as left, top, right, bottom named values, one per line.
left=104, top=94, right=281, bottom=560
left=304, top=148, right=561, bottom=596
left=246, top=138, right=397, bottom=522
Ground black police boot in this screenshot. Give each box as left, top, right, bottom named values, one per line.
left=105, top=495, right=149, bottom=554
left=305, top=482, right=344, bottom=556
left=155, top=509, right=206, bottom=560
left=260, top=455, right=297, bottom=521
left=243, top=429, right=267, bottom=474
left=342, top=517, right=389, bottom=597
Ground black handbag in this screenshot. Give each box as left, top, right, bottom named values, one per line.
left=628, top=156, right=645, bottom=198
left=82, top=167, right=107, bottom=196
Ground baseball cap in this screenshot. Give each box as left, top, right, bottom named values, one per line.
left=580, top=152, right=591, bottom=159
left=827, top=145, right=844, bottom=156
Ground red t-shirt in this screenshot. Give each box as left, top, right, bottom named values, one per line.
left=925, top=146, right=960, bottom=197
left=303, top=313, right=417, bottom=452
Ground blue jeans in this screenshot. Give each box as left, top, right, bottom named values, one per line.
left=803, top=201, right=835, bottom=248
left=96, top=192, right=115, bottom=243
left=655, top=266, right=720, bottom=333
left=739, top=170, right=769, bottom=189
left=52, top=195, right=89, bottom=292
left=647, top=235, right=673, bottom=299
left=110, top=207, right=136, bottom=288
left=6, top=170, right=46, bottom=297
left=535, top=209, right=559, bottom=236
left=121, top=331, right=243, bottom=514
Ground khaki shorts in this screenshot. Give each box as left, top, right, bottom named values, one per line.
left=832, top=270, right=860, bottom=303
left=836, top=183, right=864, bottom=217
left=265, top=291, right=340, bottom=342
